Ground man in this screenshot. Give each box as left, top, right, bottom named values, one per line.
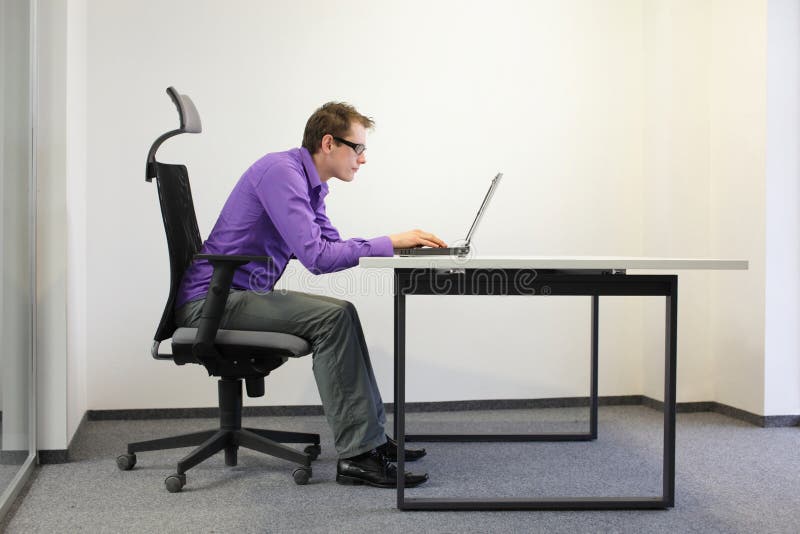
left=174, top=102, right=446, bottom=488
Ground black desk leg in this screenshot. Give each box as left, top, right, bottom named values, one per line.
left=393, top=269, right=676, bottom=510
left=590, top=294, right=599, bottom=439
left=394, top=282, right=406, bottom=507
left=663, top=277, right=678, bottom=506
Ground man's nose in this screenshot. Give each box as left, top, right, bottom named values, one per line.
left=358, top=153, right=367, bottom=164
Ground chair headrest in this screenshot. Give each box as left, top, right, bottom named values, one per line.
left=166, top=87, right=202, bottom=134
left=145, top=86, right=203, bottom=180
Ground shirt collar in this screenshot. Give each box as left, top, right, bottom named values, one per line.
left=300, top=147, right=326, bottom=193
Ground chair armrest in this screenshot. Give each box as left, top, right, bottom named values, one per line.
left=194, top=253, right=272, bottom=265
left=191, top=253, right=273, bottom=372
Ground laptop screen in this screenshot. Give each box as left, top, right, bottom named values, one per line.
left=464, top=172, right=503, bottom=246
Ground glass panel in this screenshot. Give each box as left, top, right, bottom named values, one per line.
left=0, top=0, right=34, bottom=496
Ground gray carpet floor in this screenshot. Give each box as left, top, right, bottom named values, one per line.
left=2, top=406, right=799, bottom=533
left=0, top=465, right=22, bottom=497
left=0, top=429, right=29, bottom=496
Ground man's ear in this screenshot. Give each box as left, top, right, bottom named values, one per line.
left=320, top=134, right=334, bottom=154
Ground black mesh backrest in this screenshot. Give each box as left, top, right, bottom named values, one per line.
left=152, top=162, right=203, bottom=342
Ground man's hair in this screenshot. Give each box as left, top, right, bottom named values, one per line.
left=302, top=102, right=374, bottom=154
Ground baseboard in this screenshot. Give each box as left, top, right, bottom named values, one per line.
left=640, top=397, right=800, bottom=427
left=37, top=411, right=89, bottom=465
left=38, top=450, right=68, bottom=465
left=86, top=396, right=800, bottom=428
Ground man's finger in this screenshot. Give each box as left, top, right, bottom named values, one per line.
left=429, top=236, right=446, bottom=247
left=422, top=233, right=442, bottom=247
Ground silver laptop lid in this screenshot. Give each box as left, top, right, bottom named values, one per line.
left=464, top=172, right=503, bottom=247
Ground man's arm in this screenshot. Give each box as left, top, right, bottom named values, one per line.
left=252, top=163, right=392, bottom=274
left=314, top=198, right=342, bottom=243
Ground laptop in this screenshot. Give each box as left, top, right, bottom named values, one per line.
left=395, top=172, right=503, bottom=256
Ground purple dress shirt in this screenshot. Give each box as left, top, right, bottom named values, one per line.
left=175, top=147, right=393, bottom=309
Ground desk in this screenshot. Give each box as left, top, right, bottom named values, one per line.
left=359, top=256, right=748, bottom=511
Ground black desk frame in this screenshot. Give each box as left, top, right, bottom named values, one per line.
left=392, top=268, right=677, bottom=511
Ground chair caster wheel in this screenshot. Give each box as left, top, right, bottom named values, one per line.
left=303, top=444, right=321, bottom=461
left=116, top=454, right=137, bottom=471
left=165, top=473, right=186, bottom=493
left=292, top=467, right=312, bottom=485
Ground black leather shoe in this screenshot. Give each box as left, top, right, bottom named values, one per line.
left=336, top=449, right=429, bottom=488
left=377, top=435, right=427, bottom=462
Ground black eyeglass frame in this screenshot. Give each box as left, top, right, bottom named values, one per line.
left=332, top=136, right=367, bottom=156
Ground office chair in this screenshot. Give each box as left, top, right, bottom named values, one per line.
left=116, top=87, right=320, bottom=493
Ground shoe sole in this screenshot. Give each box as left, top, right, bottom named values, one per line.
left=336, top=474, right=427, bottom=488
left=384, top=455, right=426, bottom=462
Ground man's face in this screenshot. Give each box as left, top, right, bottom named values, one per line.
left=329, top=123, right=367, bottom=182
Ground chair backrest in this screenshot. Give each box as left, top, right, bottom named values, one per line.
left=146, top=87, right=203, bottom=345
left=151, top=163, right=203, bottom=343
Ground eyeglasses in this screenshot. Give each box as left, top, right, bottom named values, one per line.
left=332, top=136, right=367, bottom=156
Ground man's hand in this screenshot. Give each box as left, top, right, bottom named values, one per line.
left=389, top=229, right=448, bottom=249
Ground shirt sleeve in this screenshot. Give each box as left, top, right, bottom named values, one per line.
left=252, top=162, right=393, bottom=274
left=315, top=197, right=343, bottom=242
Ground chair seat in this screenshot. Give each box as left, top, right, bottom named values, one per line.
left=172, top=328, right=312, bottom=360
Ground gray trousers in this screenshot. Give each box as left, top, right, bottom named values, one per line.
left=175, top=289, right=387, bottom=458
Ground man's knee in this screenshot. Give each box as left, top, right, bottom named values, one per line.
left=329, top=300, right=355, bottom=324
left=340, top=299, right=357, bottom=317
left=307, top=298, right=357, bottom=344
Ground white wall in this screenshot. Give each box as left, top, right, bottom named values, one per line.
left=31, top=1, right=789, bottom=448
left=66, top=0, right=88, bottom=442
left=764, top=0, right=800, bottom=416
left=640, top=0, right=715, bottom=404
left=637, top=0, right=772, bottom=416
left=84, top=0, right=649, bottom=410
left=708, top=0, right=767, bottom=415
left=36, top=0, right=69, bottom=450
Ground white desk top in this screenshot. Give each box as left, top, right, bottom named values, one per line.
left=358, top=255, right=748, bottom=270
